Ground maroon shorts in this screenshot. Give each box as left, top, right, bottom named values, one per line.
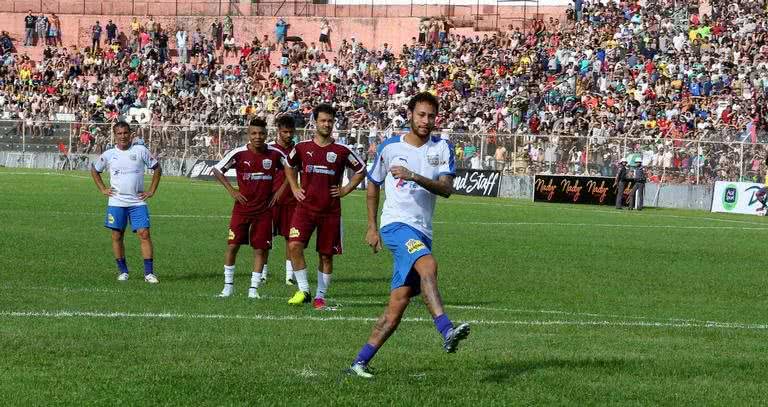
left=228, top=210, right=273, bottom=249
left=272, top=204, right=296, bottom=238
left=288, top=206, right=342, bottom=255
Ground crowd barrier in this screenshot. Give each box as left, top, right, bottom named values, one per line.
left=1, top=120, right=765, bottom=188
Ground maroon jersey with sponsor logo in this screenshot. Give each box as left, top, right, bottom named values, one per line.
left=286, top=139, right=365, bottom=214
left=214, top=144, right=285, bottom=215
left=269, top=141, right=297, bottom=207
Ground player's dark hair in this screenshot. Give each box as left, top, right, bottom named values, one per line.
left=113, top=121, right=131, bottom=133
left=248, top=117, right=268, bottom=129
left=276, top=114, right=295, bottom=130
left=313, top=103, right=336, bottom=120
left=407, top=92, right=439, bottom=112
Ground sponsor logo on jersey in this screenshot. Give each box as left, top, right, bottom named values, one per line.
left=289, top=227, right=300, bottom=238
left=243, top=173, right=272, bottom=181
left=228, top=228, right=235, bottom=240
left=129, top=154, right=137, bottom=161
left=306, top=151, right=314, bottom=157
left=326, top=152, right=337, bottom=163
left=262, top=159, right=272, bottom=170
left=427, top=154, right=440, bottom=166
left=306, top=165, right=335, bottom=175
left=405, top=239, right=426, bottom=254
left=243, top=160, right=252, bottom=167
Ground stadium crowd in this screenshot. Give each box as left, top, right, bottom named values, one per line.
left=2, top=0, right=768, bottom=183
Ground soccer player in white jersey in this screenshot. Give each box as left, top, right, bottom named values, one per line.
left=346, top=92, right=470, bottom=378
left=91, top=121, right=162, bottom=283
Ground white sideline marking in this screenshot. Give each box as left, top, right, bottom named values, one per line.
left=1, top=309, right=767, bottom=331
left=0, top=285, right=721, bottom=324
left=0, top=171, right=91, bottom=179
left=1, top=208, right=767, bottom=230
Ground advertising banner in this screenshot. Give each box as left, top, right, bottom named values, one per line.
left=453, top=169, right=501, bottom=197
left=187, top=159, right=235, bottom=180
left=533, top=174, right=636, bottom=206
left=711, top=181, right=765, bottom=216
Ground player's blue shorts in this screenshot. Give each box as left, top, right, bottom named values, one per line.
left=104, top=205, right=151, bottom=232
left=380, top=222, right=432, bottom=296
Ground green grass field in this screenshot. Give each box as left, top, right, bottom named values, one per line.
left=2, top=167, right=768, bottom=405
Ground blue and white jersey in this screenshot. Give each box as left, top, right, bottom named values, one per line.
left=367, top=135, right=455, bottom=239
left=93, top=144, right=159, bottom=207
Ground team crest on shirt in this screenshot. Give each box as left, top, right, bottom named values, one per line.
left=262, top=159, right=272, bottom=170
left=289, top=227, right=300, bottom=238
left=108, top=214, right=115, bottom=224
left=405, top=239, right=426, bottom=254
left=129, top=154, right=137, bottom=161
left=326, top=152, right=337, bottom=163
left=427, top=154, right=440, bottom=166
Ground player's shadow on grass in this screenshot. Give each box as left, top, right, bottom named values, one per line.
left=166, top=272, right=220, bottom=282
left=336, top=276, right=391, bottom=284
left=482, top=358, right=629, bottom=383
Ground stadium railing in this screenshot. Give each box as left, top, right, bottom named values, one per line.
left=0, top=119, right=764, bottom=185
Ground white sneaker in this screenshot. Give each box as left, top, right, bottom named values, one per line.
left=248, top=287, right=261, bottom=299
left=144, top=274, right=159, bottom=284
left=117, top=273, right=129, bottom=281
left=218, top=284, right=234, bottom=297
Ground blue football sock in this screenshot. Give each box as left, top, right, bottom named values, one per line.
left=143, top=258, right=154, bottom=276
left=433, top=314, right=454, bottom=340
left=116, top=258, right=128, bottom=274
left=353, top=343, right=379, bottom=365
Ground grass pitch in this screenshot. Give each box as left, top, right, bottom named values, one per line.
left=1, top=168, right=768, bottom=405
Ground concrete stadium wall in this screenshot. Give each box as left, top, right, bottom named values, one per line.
left=0, top=151, right=195, bottom=177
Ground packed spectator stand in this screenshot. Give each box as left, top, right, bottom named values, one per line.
left=1, top=0, right=768, bottom=184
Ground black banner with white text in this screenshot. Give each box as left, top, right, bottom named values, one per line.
left=452, top=169, right=501, bottom=197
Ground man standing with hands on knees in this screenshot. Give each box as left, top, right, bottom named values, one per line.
left=346, top=92, right=470, bottom=378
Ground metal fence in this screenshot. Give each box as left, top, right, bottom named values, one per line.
left=1, top=119, right=764, bottom=185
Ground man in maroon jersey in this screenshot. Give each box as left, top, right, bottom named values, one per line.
left=284, top=104, right=366, bottom=309
left=212, top=118, right=287, bottom=299
left=264, top=114, right=298, bottom=286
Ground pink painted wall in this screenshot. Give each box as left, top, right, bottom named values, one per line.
left=3, top=7, right=565, bottom=60
left=4, top=1, right=564, bottom=19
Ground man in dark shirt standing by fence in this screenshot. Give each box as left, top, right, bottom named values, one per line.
left=628, top=162, right=646, bottom=210
left=614, top=158, right=628, bottom=209
left=24, top=11, right=36, bottom=46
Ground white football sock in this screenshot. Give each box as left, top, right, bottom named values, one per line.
left=315, top=271, right=332, bottom=299
left=224, top=265, right=235, bottom=284
left=250, top=272, right=262, bottom=289
left=261, top=264, right=269, bottom=280
left=294, top=268, right=309, bottom=293
left=285, top=260, right=294, bottom=280
left=221, top=265, right=235, bottom=296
